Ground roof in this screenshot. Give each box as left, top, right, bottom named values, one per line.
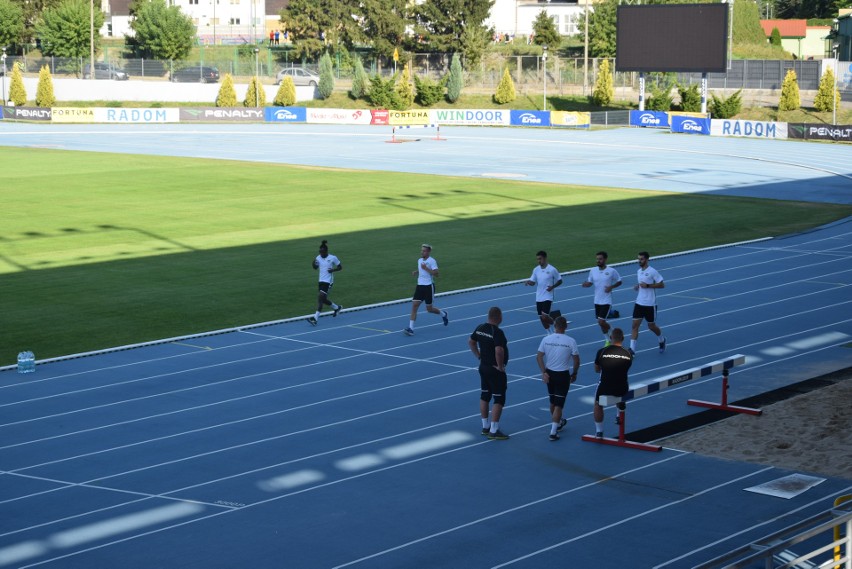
left=760, top=19, right=807, bottom=38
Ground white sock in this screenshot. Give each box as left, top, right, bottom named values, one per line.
left=490, top=422, right=499, bottom=433
left=595, top=421, right=603, bottom=432
left=630, top=339, right=637, bottom=351
left=332, top=303, right=339, bottom=310
left=550, top=422, right=559, bottom=435
left=481, top=418, right=490, bottom=429
left=603, top=334, right=609, bottom=342
left=314, top=311, right=321, bottom=319
left=409, top=320, right=415, bottom=329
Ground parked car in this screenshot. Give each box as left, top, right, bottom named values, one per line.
left=170, top=66, right=220, bottom=83
left=276, top=67, right=320, bottom=86
left=83, top=62, right=129, bottom=80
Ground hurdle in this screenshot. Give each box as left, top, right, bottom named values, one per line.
left=387, top=124, right=445, bottom=143
left=581, top=354, right=747, bottom=452
left=687, top=367, right=762, bottom=415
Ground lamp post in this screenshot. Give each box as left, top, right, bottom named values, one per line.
left=90, top=0, right=95, bottom=80
left=542, top=44, right=548, bottom=111
left=583, top=0, right=589, bottom=96
left=1, top=47, right=7, bottom=106
left=833, top=19, right=839, bottom=126
left=254, top=47, right=260, bottom=107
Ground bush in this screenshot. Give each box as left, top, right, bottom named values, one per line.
left=778, top=69, right=800, bottom=111
left=813, top=67, right=840, bottom=113
left=677, top=83, right=702, bottom=112
left=273, top=76, right=296, bottom=107
left=414, top=75, right=444, bottom=107
left=446, top=53, right=463, bottom=103
left=35, top=65, right=56, bottom=108
left=350, top=58, right=368, bottom=100
left=368, top=74, right=400, bottom=109
left=708, top=90, right=742, bottom=119
left=591, top=59, right=614, bottom=107
left=9, top=62, right=26, bottom=106
left=318, top=52, right=334, bottom=100
left=395, top=63, right=414, bottom=110
left=493, top=67, right=516, bottom=104
left=216, top=74, right=238, bottom=107
left=243, top=76, right=267, bottom=107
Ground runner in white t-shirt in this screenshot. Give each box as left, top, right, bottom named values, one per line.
left=630, top=251, right=666, bottom=355
left=403, top=244, right=449, bottom=336
left=307, top=240, right=342, bottom=326
left=582, top=251, right=622, bottom=345
left=525, top=250, right=562, bottom=333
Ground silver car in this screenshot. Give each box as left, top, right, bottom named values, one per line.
left=276, top=67, right=320, bottom=86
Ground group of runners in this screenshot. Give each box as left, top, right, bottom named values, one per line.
left=308, top=240, right=668, bottom=441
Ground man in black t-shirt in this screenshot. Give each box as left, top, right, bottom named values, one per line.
left=468, top=306, right=511, bottom=440
left=593, top=327, right=633, bottom=438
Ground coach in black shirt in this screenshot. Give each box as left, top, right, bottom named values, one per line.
left=593, top=327, right=633, bottom=438
left=468, top=306, right=511, bottom=440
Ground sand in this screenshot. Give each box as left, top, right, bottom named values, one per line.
left=657, top=372, right=852, bottom=481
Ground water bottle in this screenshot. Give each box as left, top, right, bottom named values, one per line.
left=17, top=351, right=26, bottom=374
left=27, top=351, right=35, bottom=373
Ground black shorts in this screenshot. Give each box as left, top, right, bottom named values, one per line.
left=545, top=369, right=571, bottom=406
left=594, top=304, right=611, bottom=320
left=479, top=365, right=507, bottom=401
left=536, top=301, right=552, bottom=317
left=413, top=284, right=435, bottom=304
left=632, top=304, right=657, bottom=323
left=318, top=281, right=332, bottom=294
left=594, top=380, right=628, bottom=405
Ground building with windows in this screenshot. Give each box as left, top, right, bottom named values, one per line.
left=486, top=0, right=591, bottom=40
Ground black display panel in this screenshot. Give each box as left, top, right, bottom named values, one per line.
left=616, top=3, right=729, bottom=73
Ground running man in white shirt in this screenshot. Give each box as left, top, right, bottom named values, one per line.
left=403, top=244, right=448, bottom=336
left=308, top=240, right=342, bottom=326
left=582, top=251, right=622, bottom=345
left=630, top=251, right=666, bottom=354
left=536, top=316, right=580, bottom=441
left=525, top=250, right=562, bottom=332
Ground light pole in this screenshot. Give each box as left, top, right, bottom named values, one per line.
left=542, top=44, right=548, bottom=111
left=832, top=19, right=839, bottom=126
left=1, top=47, right=7, bottom=106
left=583, top=1, right=589, bottom=96
left=254, top=47, right=260, bottom=107
left=90, top=0, right=95, bottom=80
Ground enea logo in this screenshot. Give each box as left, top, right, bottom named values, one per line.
left=274, top=109, right=298, bottom=121
left=519, top=112, right=542, bottom=125
left=681, top=119, right=704, bottom=132
left=639, top=113, right=661, bottom=125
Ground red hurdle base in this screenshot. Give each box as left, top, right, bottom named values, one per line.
left=687, top=369, right=762, bottom=416
left=581, top=409, right=662, bottom=452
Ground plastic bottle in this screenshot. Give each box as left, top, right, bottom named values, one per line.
left=17, top=352, right=26, bottom=374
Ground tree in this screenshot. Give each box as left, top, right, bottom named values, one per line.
left=446, top=52, right=463, bottom=103
left=358, top=0, right=407, bottom=60
left=813, top=67, right=840, bottom=112
left=0, top=0, right=25, bottom=50
left=778, top=68, right=800, bottom=111
left=591, top=58, right=614, bottom=107
left=709, top=90, right=743, bottom=119
left=646, top=73, right=676, bottom=111
left=318, top=52, right=334, bottom=99
left=414, top=74, right=443, bottom=106
left=350, top=57, right=369, bottom=100
left=126, top=0, right=195, bottom=60
left=531, top=9, right=560, bottom=49
left=368, top=74, right=401, bottom=109
left=216, top=74, right=238, bottom=107
left=583, top=0, right=617, bottom=58
left=274, top=76, right=297, bottom=106
left=396, top=61, right=414, bottom=109
left=677, top=82, right=702, bottom=112
left=281, top=0, right=362, bottom=60
left=769, top=27, right=782, bottom=47
left=412, top=0, right=494, bottom=66
left=9, top=62, right=26, bottom=106
left=35, top=0, right=104, bottom=58
left=35, top=64, right=55, bottom=107
left=493, top=67, right=515, bottom=104
left=244, top=76, right=267, bottom=107
left=13, top=0, right=62, bottom=46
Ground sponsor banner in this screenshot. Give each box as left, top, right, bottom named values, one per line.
left=788, top=123, right=852, bottom=142
left=180, top=108, right=264, bottom=122
left=370, top=109, right=389, bottom=125
left=509, top=110, right=550, bottom=127
left=52, top=107, right=96, bottom=123
left=306, top=108, right=372, bottom=124
left=550, top=111, right=591, bottom=128
left=668, top=111, right=708, bottom=119
left=94, top=108, right=180, bottom=123
left=671, top=115, right=710, bottom=135
left=711, top=119, right=787, bottom=139
left=432, top=109, right=510, bottom=126
left=630, top=110, right=669, bottom=128
left=2, top=106, right=52, bottom=121
left=264, top=107, right=307, bottom=123
left=388, top=110, right=432, bottom=125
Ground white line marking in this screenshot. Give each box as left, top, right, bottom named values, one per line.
left=257, top=470, right=325, bottom=492
left=334, top=454, right=385, bottom=472
left=0, top=542, right=47, bottom=567
left=379, top=431, right=474, bottom=460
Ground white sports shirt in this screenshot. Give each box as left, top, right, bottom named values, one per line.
left=529, top=264, right=561, bottom=302
left=315, top=254, right=340, bottom=284
left=635, top=265, right=663, bottom=306
left=417, top=256, right=438, bottom=285
left=536, top=333, right=579, bottom=372
left=586, top=266, right=621, bottom=305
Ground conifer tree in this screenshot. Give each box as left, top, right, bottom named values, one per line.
left=813, top=67, right=840, bottom=113
left=244, top=76, right=267, bottom=107
left=216, top=74, right=238, bottom=107
left=396, top=62, right=414, bottom=110
left=446, top=52, right=463, bottom=103
left=318, top=52, right=334, bottom=99
left=274, top=76, right=297, bottom=107
left=9, top=62, right=26, bottom=106
left=778, top=69, right=800, bottom=111
left=493, top=67, right=516, bottom=104
left=35, top=65, right=56, bottom=108
left=591, top=59, right=614, bottom=107
left=350, top=58, right=369, bottom=100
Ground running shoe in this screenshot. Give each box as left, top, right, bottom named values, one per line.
left=402, top=327, right=414, bottom=336
left=595, top=431, right=604, bottom=439
left=333, top=305, right=342, bottom=317
left=481, top=428, right=490, bottom=436
left=307, top=316, right=318, bottom=326
left=557, top=418, right=568, bottom=432
left=659, top=337, right=666, bottom=353
left=628, top=348, right=635, bottom=356
left=549, top=433, right=560, bottom=441
left=487, top=430, right=510, bottom=440
left=442, top=311, right=449, bottom=326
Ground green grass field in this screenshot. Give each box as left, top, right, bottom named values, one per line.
left=1, top=146, right=850, bottom=363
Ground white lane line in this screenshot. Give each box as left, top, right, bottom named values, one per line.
left=380, top=431, right=474, bottom=460
left=256, top=470, right=325, bottom=492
